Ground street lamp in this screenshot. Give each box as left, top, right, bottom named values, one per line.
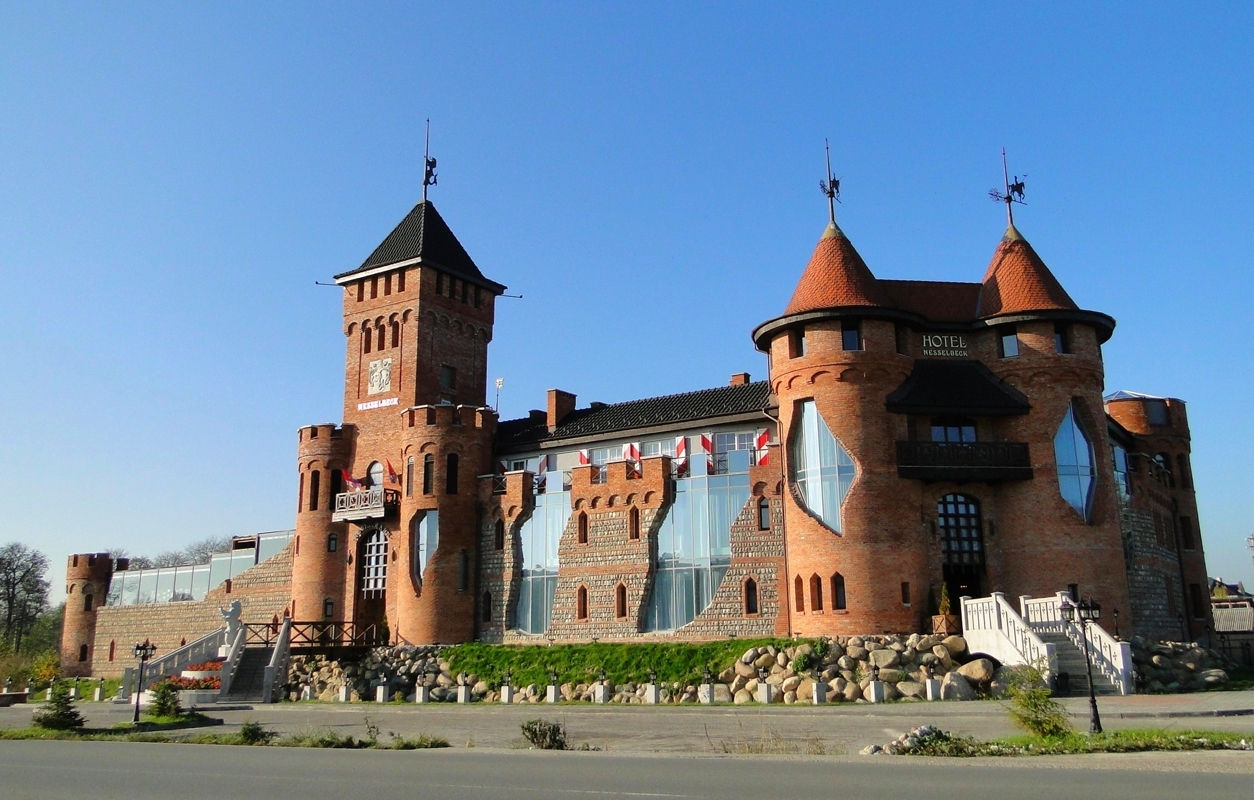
left=131, top=640, right=157, bottom=724
left=1112, top=608, right=1120, bottom=640
left=1060, top=597, right=1103, bottom=734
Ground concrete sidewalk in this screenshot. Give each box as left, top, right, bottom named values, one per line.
left=4, top=690, right=1254, bottom=754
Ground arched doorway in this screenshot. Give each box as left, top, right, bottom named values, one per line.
left=356, top=528, right=388, bottom=630
left=938, top=493, right=985, bottom=601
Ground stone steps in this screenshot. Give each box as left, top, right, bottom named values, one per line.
left=223, top=647, right=272, bottom=701
left=1036, top=634, right=1120, bottom=695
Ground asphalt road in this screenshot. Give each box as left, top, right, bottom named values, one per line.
left=2, top=740, right=1253, bottom=800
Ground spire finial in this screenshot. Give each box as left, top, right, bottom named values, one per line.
left=819, top=138, right=840, bottom=224
left=989, top=147, right=1026, bottom=227
left=422, top=119, right=438, bottom=203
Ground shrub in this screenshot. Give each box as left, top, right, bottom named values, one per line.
left=239, top=720, right=275, bottom=745
left=1004, top=665, right=1071, bottom=739
left=149, top=680, right=184, bottom=719
left=938, top=584, right=952, bottom=616
left=521, top=718, right=568, bottom=750
left=32, top=682, right=84, bottom=730
left=388, top=733, right=450, bottom=749
left=790, top=652, right=812, bottom=672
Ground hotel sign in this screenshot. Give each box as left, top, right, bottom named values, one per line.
left=921, top=334, right=969, bottom=357
left=357, top=397, right=399, bottom=412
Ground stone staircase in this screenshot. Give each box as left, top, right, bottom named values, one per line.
left=1036, top=632, right=1120, bottom=696
left=223, top=647, right=273, bottom=702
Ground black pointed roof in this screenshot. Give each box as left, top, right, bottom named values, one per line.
left=886, top=360, right=1030, bottom=416
left=334, top=200, right=506, bottom=292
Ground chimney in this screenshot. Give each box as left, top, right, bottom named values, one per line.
left=547, top=389, right=577, bottom=431
left=528, top=409, right=547, bottom=422
left=729, top=372, right=751, bottom=386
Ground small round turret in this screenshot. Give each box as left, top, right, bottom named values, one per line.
left=61, top=553, right=113, bottom=677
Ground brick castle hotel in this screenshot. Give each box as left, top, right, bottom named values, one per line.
left=63, top=178, right=1212, bottom=676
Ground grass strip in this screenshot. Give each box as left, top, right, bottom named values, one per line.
left=906, top=728, right=1253, bottom=757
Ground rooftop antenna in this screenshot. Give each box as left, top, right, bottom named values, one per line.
left=422, top=119, right=438, bottom=203
left=989, top=147, right=1026, bottom=226
left=818, top=139, right=840, bottom=224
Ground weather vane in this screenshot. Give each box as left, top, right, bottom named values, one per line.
left=422, top=119, right=438, bottom=202
left=819, top=138, right=840, bottom=224
left=988, top=147, right=1025, bottom=226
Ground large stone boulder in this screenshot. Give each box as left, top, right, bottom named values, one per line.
left=868, top=649, right=901, bottom=669
left=797, top=679, right=814, bottom=701
left=846, top=646, right=869, bottom=661
left=941, top=671, right=976, bottom=701
left=753, top=653, right=776, bottom=671
left=734, top=660, right=757, bottom=678
left=781, top=676, right=802, bottom=693
left=1199, top=668, right=1230, bottom=687
left=733, top=689, right=753, bottom=705
left=875, top=668, right=905, bottom=684
left=843, top=681, right=863, bottom=702
left=956, top=658, right=995, bottom=685
left=896, top=680, right=925, bottom=699
left=941, top=636, right=968, bottom=658
left=713, top=684, right=733, bottom=703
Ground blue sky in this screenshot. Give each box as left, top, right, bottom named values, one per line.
left=2, top=2, right=1252, bottom=599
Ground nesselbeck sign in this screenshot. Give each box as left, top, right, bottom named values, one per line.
left=357, top=397, right=399, bottom=412
left=921, top=334, right=969, bottom=357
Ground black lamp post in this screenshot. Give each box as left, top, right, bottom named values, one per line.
left=503, top=670, right=512, bottom=688
left=648, top=669, right=657, bottom=686
left=1061, top=597, right=1103, bottom=734
left=1112, top=608, right=1120, bottom=640
left=131, top=640, right=157, bottom=724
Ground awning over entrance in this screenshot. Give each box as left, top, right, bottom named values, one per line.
left=886, top=360, right=1030, bottom=416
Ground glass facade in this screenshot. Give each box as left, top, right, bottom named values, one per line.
left=1054, top=401, right=1096, bottom=521
left=644, top=448, right=751, bottom=631
left=1111, top=443, right=1131, bottom=502
left=104, top=531, right=293, bottom=607
left=515, top=472, right=571, bottom=634
left=412, top=511, right=439, bottom=584
left=790, top=400, right=856, bottom=533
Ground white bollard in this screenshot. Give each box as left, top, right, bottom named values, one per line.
left=755, top=683, right=775, bottom=704
left=414, top=685, right=430, bottom=703
left=925, top=678, right=942, bottom=701
left=456, top=685, right=472, bottom=704
left=546, top=685, right=559, bottom=703
left=93, top=687, right=104, bottom=703
left=376, top=685, right=388, bottom=703
left=499, top=686, right=515, bottom=704
left=812, top=682, right=827, bottom=705
left=337, top=685, right=349, bottom=703
left=698, top=683, right=714, bottom=705
left=643, top=684, right=660, bottom=704
left=592, top=684, right=610, bottom=704
left=867, top=680, right=886, bottom=703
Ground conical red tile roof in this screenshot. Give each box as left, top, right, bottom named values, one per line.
left=976, top=224, right=1077, bottom=317
left=784, top=222, right=889, bottom=314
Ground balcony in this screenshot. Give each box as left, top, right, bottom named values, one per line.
left=896, top=441, right=1033, bottom=483
left=332, top=488, right=400, bottom=523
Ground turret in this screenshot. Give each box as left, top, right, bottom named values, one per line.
left=290, top=424, right=353, bottom=623
left=60, top=553, right=113, bottom=677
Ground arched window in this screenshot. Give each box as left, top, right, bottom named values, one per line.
left=363, top=326, right=372, bottom=354
left=327, top=533, right=338, bottom=553
left=577, top=512, right=589, bottom=544
left=78, top=644, right=88, bottom=662
left=628, top=507, right=640, bottom=540
left=1153, top=453, right=1175, bottom=488
left=309, top=470, right=320, bottom=511
left=790, top=400, right=857, bottom=532
left=108, top=640, right=115, bottom=662
left=938, top=494, right=984, bottom=567
left=930, top=417, right=977, bottom=444
left=360, top=529, right=388, bottom=598
left=330, top=469, right=343, bottom=498
left=391, top=321, right=400, bottom=348
left=744, top=577, right=759, bottom=615
left=576, top=585, right=589, bottom=620
left=757, top=497, right=771, bottom=530
left=445, top=453, right=459, bottom=494
left=406, top=457, right=415, bottom=497
left=615, top=583, right=627, bottom=619
left=323, top=598, right=334, bottom=618
left=810, top=574, right=823, bottom=611
left=368, top=461, right=384, bottom=489
left=1054, top=402, right=1097, bottom=521
left=481, top=591, right=492, bottom=622
left=832, top=573, right=847, bottom=610
left=494, top=519, right=505, bottom=550
left=423, top=454, right=434, bottom=495
left=376, top=325, right=385, bottom=352
left=298, top=472, right=305, bottom=512
left=794, top=575, right=805, bottom=612
left=84, top=594, right=93, bottom=612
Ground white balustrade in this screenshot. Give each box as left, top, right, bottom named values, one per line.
left=261, top=617, right=293, bottom=704
left=960, top=592, right=1057, bottom=682
left=217, top=626, right=247, bottom=699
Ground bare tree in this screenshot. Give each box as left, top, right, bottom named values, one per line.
left=181, top=535, right=232, bottom=565
left=0, top=543, right=51, bottom=653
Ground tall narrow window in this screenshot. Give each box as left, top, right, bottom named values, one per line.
left=473, top=286, right=481, bottom=308
left=298, top=472, right=305, bottom=512
left=998, top=325, right=1019, bottom=358
left=384, top=274, right=392, bottom=295
left=331, top=469, right=343, bottom=499
left=78, top=644, right=88, bottom=662
left=397, top=270, right=405, bottom=292
left=323, top=598, right=334, bottom=618
left=900, top=581, right=911, bottom=605
left=757, top=497, right=771, bottom=530
left=841, top=320, right=862, bottom=351
left=376, top=325, right=385, bottom=352
left=938, top=494, right=984, bottom=567
left=363, top=327, right=372, bottom=354
left=494, top=519, right=505, bottom=550
left=445, top=453, right=459, bottom=494
left=435, top=272, right=444, bottom=295
left=628, top=507, right=640, bottom=540
left=810, top=574, right=823, bottom=611
left=832, top=573, right=847, bottom=610
left=84, top=594, right=93, bottom=612
left=790, top=400, right=857, bottom=532
left=423, top=454, right=433, bottom=495
left=744, top=578, right=759, bottom=615
left=577, top=512, right=588, bottom=544
left=357, top=282, right=364, bottom=302
left=440, top=365, right=457, bottom=391
left=1054, top=401, right=1096, bottom=521
left=360, top=529, right=388, bottom=598
left=1112, top=444, right=1131, bottom=502
left=108, top=640, right=115, bottom=662
left=369, top=278, right=377, bottom=299
left=308, top=470, right=320, bottom=512
left=406, top=457, right=414, bottom=497
left=327, top=533, right=338, bottom=553
left=1177, top=454, right=1191, bottom=489
left=615, top=583, right=627, bottom=618
left=1179, top=517, right=1195, bottom=550
left=413, top=511, right=438, bottom=582
left=481, top=592, right=492, bottom=622
left=1054, top=324, right=1071, bottom=354
left=391, top=321, right=400, bottom=348
left=576, top=585, right=589, bottom=620
left=794, top=575, right=805, bottom=612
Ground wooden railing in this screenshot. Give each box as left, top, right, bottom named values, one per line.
left=896, top=441, right=1032, bottom=481
left=243, top=620, right=386, bottom=650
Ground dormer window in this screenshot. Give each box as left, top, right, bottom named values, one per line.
left=998, top=325, right=1019, bottom=358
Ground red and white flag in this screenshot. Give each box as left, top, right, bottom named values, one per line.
left=674, top=436, right=688, bottom=476
left=386, top=460, right=401, bottom=484
left=622, top=442, right=641, bottom=477
left=699, top=434, right=714, bottom=473
left=578, top=449, right=590, bottom=466
left=755, top=429, right=771, bottom=466
left=343, top=471, right=362, bottom=491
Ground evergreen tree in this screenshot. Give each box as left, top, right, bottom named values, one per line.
left=32, top=681, right=85, bottom=730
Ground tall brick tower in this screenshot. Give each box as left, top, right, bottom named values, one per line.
left=291, top=200, right=505, bottom=644
left=60, top=553, right=114, bottom=677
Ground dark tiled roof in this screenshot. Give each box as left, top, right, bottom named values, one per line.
left=879, top=280, right=981, bottom=324
left=497, top=381, right=774, bottom=450
left=334, top=200, right=505, bottom=291
left=886, top=360, right=1030, bottom=416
